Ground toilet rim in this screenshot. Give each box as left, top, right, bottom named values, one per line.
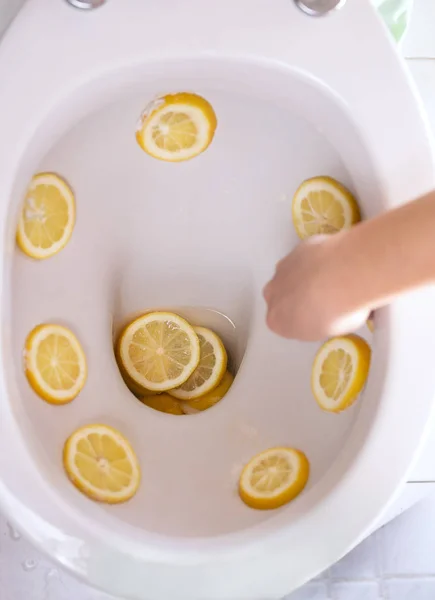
left=0, top=0, right=435, bottom=597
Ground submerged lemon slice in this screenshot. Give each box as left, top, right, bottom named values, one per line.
left=141, top=393, right=184, bottom=415
left=117, top=312, right=200, bottom=392
left=239, top=447, right=310, bottom=510
left=136, top=92, right=217, bottom=162
left=25, top=324, right=87, bottom=404
left=169, top=326, right=227, bottom=401
left=17, top=172, right=75, bottom=259
left=292, top=176, right=360, bottom=239
left=116, top=353, right=157, bottom=398
left=311, top=334, right=371, bottom=412
left=63, top=424, right=140, bottom=504
left=181, top=370, right=234, bottom=413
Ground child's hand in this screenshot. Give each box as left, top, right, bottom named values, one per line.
left=263, top=234, right=369, bottom=341
left=264, top=190, right=435, bottom=341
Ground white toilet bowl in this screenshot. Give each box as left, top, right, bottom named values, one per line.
left=0, top=1, right=434, bottom=598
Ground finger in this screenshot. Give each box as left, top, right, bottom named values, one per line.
left=275, top=255, right=289, bottom=271
left=263, top=281, right=272, bottom=302
left=266, top=306, right=297, bottom=340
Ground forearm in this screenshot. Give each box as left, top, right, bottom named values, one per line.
left=330, top=190, right=435, bottom=314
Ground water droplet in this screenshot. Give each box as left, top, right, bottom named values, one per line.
left=22, top=559, right=38, bottom=572
left=46, top=568, right=58, bottom=579
left=7, top=522, right=21, bottom=540
left=43, top=567, right=61, bottom=598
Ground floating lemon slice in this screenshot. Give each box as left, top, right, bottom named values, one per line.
left=141, top=393, right=184, bottom=415
left=136, top=92, right=217, bottom=162
left=292, top=176, right=360, bottom=239
left=181, top=370, right=234, bottom=413
left=17, top=172, right=75, bottom=259
left=367, top=315, right=375, bottom=333
left=239, top=447, right=310, bottom=510
left=25, top=324, right=87, bottom=404
left=117, top=312, right=200, bottom=392
left=311, top=334, right=371, bottom=412
left=169, top=326, right=227, bottom=401
left=63, top=424, right=140, bottom=504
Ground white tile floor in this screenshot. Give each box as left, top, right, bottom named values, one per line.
left=287, top=496, right=435, bottom=599
left=2, top=1, right=435, bottom=599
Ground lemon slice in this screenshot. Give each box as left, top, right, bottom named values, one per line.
left=117, top=312, right=200, bottom=392
left=25, top=324, right=87, bottom=404
left=311, top=334, right=371, bottom=412
left=63, top=424, right=140, bottom=504
left=141, top=393, right=184, bottom=415
left=292, top=176, right=360, bottom=239
left=181, top=370, right=234, bottom=413
left=17, top=172, right=75, bottom=259
left=239, top=447, right=310, bottom=510
left=136, top=92, right=217, bottom=162
left=367, top=315, right=375, bottom=333
left=116, top=353, right=156, bottom=398
left=169, top=326, right=227, bottom=401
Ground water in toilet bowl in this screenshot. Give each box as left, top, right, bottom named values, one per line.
left=9, top=70, right=382, bottom=539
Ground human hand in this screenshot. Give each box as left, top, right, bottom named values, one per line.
left=263, top=234, right=369, bottom=341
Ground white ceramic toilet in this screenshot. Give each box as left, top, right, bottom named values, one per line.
left=0, top=1, right=435, bottom=598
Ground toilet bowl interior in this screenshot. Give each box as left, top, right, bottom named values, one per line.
left=8, top=59, right=387, bottom=539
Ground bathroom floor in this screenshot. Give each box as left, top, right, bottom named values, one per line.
left=1, top=0, right=435, bottom=599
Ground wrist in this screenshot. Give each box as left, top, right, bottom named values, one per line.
left=326, top=191, right=435, bottom=317
left=333, top=231, right=371, bottom=312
